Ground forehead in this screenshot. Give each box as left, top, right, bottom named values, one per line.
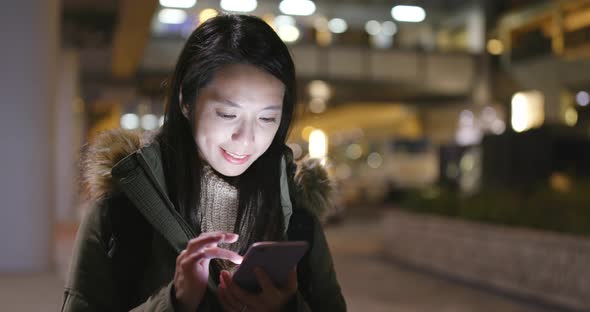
left=204, top=64, right=285, bottom=107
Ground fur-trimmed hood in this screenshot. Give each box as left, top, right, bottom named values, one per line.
left=82, top=129, right=332, bottom=217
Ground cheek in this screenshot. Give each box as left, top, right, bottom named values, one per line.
left=196, top=118, right=229, bottom=148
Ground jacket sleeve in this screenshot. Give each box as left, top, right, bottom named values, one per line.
left=290, top=215, right=347, bottom=311
left=61, top=198, right=178, bottom=312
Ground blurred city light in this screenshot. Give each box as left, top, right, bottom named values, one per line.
left=481, top=106, right=497, bottom=123
left=511, top=91, right=544, bottom=133
left=487, top=39, right=504, bottom=55
left=199, top=8, right=218, bottom=23
left=391, top=5, right=426, bottom=23
left=158, top=9, right=187, bottom=24
left=308, top=80, right=331, bottom=99
left=371, top=33, right=394, bottom=49
left=491, top=119, right=506, bottom=134
left=277, top=25, right=300, bottom=42
left=365, top=20, right=381, bottom=35
left=460, top=153, right=475, bottom=171
left=367, top=152, right=383, bottom=169
left=365, top=20, right=397, bottom=49
left=565, top=107, right=578, bottom=126
left=381, top=21, right=397, bottom=36
left=141, top=114, right=159, bottom=130
left=459, top=110, right=475, bottom=127
left=121, top=114, right=140, bottom=130
left=328, top=18, right=348, bottom=34
left=274, top=15, right=295, bottom=27
left=456, top=109, right=482, bottom=145
left=279, top=0, right=316, bottom=16
left=159, top=0, right=196, bottom=9
left=308, top=129, right=327, bottom=159
left=345, top=144, right=363, bottom=160
left=575, top=91, right=589, bottom=106
left=549, top=172, right=572, bottom=193
left=274, top=15, right=300, bottom=42
left=456, top=125, right=482, bottom=146
left=220, top=0, right=257, bottom=13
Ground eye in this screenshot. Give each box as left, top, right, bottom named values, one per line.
left=216, top=111, right=236, bottom=119
left=259, top=117, right=277, bottom=123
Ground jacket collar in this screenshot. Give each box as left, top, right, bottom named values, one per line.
left=82, top=129, right=333, bottom=245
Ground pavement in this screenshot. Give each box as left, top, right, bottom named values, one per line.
left=0, top=215, right=562, bottom=311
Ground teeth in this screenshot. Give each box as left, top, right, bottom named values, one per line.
left=226, top=150, right=247, bottom=159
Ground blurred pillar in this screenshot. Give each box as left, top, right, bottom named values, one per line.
left=0, top=0, right=59, bottom=271
left=55, top=50, right=82, bottom=222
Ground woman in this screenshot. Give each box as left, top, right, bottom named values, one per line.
left=62, top=14, right=346, bottom=311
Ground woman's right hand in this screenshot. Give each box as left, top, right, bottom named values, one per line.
left=174, top=231, right=243, bottom=310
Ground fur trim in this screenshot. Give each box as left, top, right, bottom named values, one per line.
left=294, top=158, right=332, bottom=218
left=82, top=129, right=333, bottom=217
left=82, top=129, right=142, bottom=199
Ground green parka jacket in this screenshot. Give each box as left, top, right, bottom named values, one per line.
left=61, top=129, right=346, bottom=311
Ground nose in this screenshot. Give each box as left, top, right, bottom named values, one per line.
left=231, top=119, right=255, bottom=149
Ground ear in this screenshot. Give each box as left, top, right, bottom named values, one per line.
left=179, top=89, right=190, bottom=119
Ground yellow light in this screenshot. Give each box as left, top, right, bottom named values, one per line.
left=308, top=129, right=328, bottom=159
left=316, top=30, right=332, bottom=46
left=199, top=8, right=218, bottom=24
left=487, top=39, right=504, bottom=55
left=511, top=91, right=544, bottom=133
left=550, top=172, right=572, bottom=193
left=565, top=107, right=578, bottom=126
left=301, top=126, right=315, bottom=141
left=511, top=93, right=528, bottom=133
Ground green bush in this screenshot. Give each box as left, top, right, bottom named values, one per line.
left=399, top=182, right=590, bottom=237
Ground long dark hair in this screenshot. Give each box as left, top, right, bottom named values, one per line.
left=157, top=14, right=296, bottom=252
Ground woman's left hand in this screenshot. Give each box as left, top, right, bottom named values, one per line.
left=217, top=267, right=297, bottom=312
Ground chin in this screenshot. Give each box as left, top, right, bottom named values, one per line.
left=212, top=163, right=250, bottom=177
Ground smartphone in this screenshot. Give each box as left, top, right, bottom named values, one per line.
left=232, top=241, right=309, bottom=292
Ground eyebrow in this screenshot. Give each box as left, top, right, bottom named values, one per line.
left=219, top=99, right=282, bottom=111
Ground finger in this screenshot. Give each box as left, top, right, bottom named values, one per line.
left=254, top=268, right=281, bottom=296
left=202, top=247, right=243, bottom=264
left=200, top=231, right=240, bottom=243
left=219, top=271, right=244, bottom=311
left=176, top=249, right=187, bottom=267
left=185, top=232, right=240, bottom=254
left=185, top=235, right=223, bottom=254
left=180, top=251, right=206, bottom=272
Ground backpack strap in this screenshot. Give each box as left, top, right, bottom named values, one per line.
left=111, top=151, right=193, bottom=253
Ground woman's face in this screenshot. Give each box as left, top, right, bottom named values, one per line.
left=192, top=63, right=285, bottom=177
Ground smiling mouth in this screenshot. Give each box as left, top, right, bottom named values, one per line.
left=225, top=150, right=248, bottom=159
left=221, top=148, right=251, bottom=164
